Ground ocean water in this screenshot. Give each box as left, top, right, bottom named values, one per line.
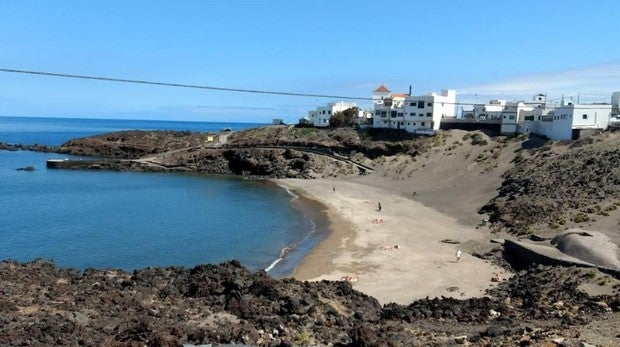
left=0, top=117, right=327, bottom=277
left=0, top=116, right=264, bottom=146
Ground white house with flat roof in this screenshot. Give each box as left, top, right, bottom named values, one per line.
left=519, top=97, right=613, bottom=140
left=473, top=99, right=536, bottom=134
left=306, top=101, right=358, bottom=127
left=372, top=85, right=456, bottom=132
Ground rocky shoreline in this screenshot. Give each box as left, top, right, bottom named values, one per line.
left=1, top=260, right=618, bottom=346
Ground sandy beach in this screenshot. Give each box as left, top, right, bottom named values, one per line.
left=277, top=178, right=508, bottom=305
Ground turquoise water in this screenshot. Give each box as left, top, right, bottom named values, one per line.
left=0, top=117, right=325, bottom=276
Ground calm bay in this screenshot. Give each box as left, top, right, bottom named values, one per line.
left=0, top=116, right=327, bottom=277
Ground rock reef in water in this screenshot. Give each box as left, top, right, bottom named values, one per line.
left=0, top=142, right=58, bottom=152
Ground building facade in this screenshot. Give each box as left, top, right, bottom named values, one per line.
left=520, top=98, right=613, bottom=140
left=472, top=99, right=537, bottom=134
left=306, top=102, right=358, bottom=127
left=372, top=85, right=456, bottom=132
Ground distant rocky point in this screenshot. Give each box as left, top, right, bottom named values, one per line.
left=0, top=142, right=58, bottom=152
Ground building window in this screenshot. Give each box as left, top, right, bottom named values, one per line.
left=390, top=111, right=397, bottom=117
left=417, top=101, right=424, bottom=108
left=427, top=102, right=432, bottom=107
left=410, top=102, right=415, bottom=106
left=375, top=110, right=380, bottom=116
left=413, top=122, right=416, bottom=126
left=397, top=112, right=403, bottom=117
left=409, top=112, right=416, bottom=116
left=328, top=111, right=331, bottom=115
left=421, top=122, right=425, bottom=126
left=509, top=116, right=515, bottom=120
left=427, top=113, right=432, bottom=117
left=407, top=122, right=410, bottom=126
left=582, top=114, right=588, bottom=119
left=381, top=111, right=387, bottom=116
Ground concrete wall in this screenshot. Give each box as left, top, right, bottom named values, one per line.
left=440, top=118, right=501, bottom=134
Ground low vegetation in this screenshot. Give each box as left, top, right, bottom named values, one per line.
left=481, top=132, right=620, bottom=234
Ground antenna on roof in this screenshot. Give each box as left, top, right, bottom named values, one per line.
left=409, top=85, right=412, bottom=96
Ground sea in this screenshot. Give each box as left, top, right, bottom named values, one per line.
left=0, top=116, right=329, bottom=277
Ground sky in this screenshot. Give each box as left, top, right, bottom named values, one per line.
left=1, top=0, right=620, bottom=123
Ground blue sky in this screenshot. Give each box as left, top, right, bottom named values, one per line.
left=1, top=1, right=619, bottom=123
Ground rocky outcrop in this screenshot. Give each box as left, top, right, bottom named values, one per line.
left=1, top=260, right=618, bottom=346
left=480, top=133, right=620, bottom=234
left=56, top=127, right=435, bottom=160
left=58, top=130, right=214, bottom=159
left=43, top=128, right=375, bottom=178
left=48, top=147, right=360, bottom=178
left=0, top=142, right=58, bottom=152
left=551, top=230, right=620, bottom=270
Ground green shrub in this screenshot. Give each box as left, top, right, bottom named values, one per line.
left=572, top=213, right=590, bottom=223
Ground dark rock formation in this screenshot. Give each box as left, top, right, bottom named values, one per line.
left=480, top=133, right=620, bottom=234
left=0, top=142, right=58, bottom=152
left=1, top=260, right=617, bottom=346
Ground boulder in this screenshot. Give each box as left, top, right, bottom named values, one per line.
left=551, top=229, right=620, bottom=270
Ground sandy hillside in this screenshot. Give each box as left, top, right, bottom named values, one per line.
left=352, top=130, right=524, bottom=227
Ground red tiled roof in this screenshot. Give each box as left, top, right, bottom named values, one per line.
left=373, top=85, right=390, bottom=93
left=391, top=93, right=407, bottom=98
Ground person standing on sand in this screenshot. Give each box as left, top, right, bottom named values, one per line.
left=333, top=186, right=336, bottom=192
left=378, top=202, right=382, bottom=211
left=455, top=249, right=462, bottom=262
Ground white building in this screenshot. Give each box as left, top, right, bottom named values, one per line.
left=519, top=97, right=613, bottom=140
left=372, top=85, right=456, bottom=132
left=473, top=99, right=537, bottom=134
left=305, top=101, right=358, bottom=127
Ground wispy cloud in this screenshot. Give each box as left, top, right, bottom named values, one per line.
left=459, top=61, right=620, bottom=103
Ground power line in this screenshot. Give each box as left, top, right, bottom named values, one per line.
left=0, top=67, right=373, bottom=101
left=0, top=67, right=613, bottom=110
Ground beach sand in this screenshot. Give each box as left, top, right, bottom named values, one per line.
left=276, top=178, right=508, bottom=305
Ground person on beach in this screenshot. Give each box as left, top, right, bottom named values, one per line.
left=333, top=186, right=336, bottom=192
left=378, top=202, right=382, bottom=211
left=455, top=249, right=462, bottom=262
